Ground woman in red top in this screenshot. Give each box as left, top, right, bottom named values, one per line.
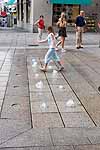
left=34, top=15, right=45, bottom=40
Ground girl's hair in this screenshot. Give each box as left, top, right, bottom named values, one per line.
left=40, top=15, right=44, bottom=18
left=61, top=12, right=65, bottom=18
left=47, top=26, right=55, bottom=34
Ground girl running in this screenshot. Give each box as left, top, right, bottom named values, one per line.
left=38, top=26, right=64, bottom=72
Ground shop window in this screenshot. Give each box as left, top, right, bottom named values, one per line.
left=17, top=0, right=19, bottom=20
left=52, top=4, right=80, bottom=26
left=21, top=0, right=23, bottom=21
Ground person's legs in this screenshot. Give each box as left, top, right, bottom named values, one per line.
left=38, top=28, right=42, bottom=40
left=80, top=30, right=83, bottom=47
left=61, top=36, right=65, bottom=48
left=61, top=36, right=66, bottom=52
left=40, top=49, right=53, bottom=71
left=76, top=31, right=80, bottom=48
left=52, top=51, right=64, bottom=71
left=56, top=40, right=62, bottom=47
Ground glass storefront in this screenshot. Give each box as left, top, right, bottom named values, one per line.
left=52, top=4, right=80, bottom=26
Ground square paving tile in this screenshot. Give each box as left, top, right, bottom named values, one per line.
left=74, top=145, right=100, bottom=150
left=53, top=91, right=81, bottom=104
left=1, top=96, right=31, bottom=121
left=57, top=101, right=85, bottom=113
left=0, top=86, right=6, bottom=91
left=0, top=119, right=31, bottom=145
left=29, top=83, right=50, bottom=92
left=32, top=113, right=64, bottom=128
left=0, top=99, right=3, bottom=106
left=50, top=128, right=90, bottom=146
left=54, top=146, right=74, bottom=150
left=61, top=112, right=95, bottom=128
left=6, top=86, right=29, bottom=96
left=50, top=85, right=72, bottom=93
left=0, top=77, right=8, bottom=82
left=88, top=136, right=100, bottom=144
left=46, top=71, right=63, bottom=79
left=48, top=78, right=66, bottom=85
left=30, top=92, right=54, bottom=102
left=31, top=101, right=58, bottom=113
left=0, top=81, right=7, bottom=86
left=0, top=128, right=52, bottom=147
left=0, top=92, right=5, bottom=99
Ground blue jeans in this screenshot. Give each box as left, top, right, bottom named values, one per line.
left=45, top=48, right=60, bottom=64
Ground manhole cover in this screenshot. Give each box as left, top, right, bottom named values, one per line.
left=98, top=86, right=100, bottom=91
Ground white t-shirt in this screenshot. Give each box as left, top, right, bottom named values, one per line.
left=47, top=33, right=56, bottom=49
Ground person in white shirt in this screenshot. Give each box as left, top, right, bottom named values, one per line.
left=38, top=26, right=64, bottom=72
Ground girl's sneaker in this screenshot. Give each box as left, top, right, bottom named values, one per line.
left=61, top=48, right=66, bottom=53
left=58, top=66, right=64, bottom=71
left=55, top=47, right=59, bottom=51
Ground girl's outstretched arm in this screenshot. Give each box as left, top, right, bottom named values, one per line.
left=38, top=37, right=48, bottom=43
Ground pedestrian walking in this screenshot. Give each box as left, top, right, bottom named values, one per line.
left=75, top=10, right=86, bottom=49
left=56, top=12, right=67, bottom=53
left=38, top=26, right=64, bottom=72
left=34, top=15, right=45, bottom=40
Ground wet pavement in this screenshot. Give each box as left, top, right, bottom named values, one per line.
left=0, top=29, right=100, bottom=149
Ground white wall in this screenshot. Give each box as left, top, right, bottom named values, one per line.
left=17, top=0, right=52, bottom=32
left=33, top=0, right=52, bottom=28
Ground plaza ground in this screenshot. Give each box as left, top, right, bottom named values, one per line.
left=0, top=29, right=100, bottom=149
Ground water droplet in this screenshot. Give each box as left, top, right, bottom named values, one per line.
left=40, top=102, right=46, bottom=110
left=35, top=81, right=43, bottom=89
left=35, top=73, right=39, bottom=77
left=32, top=61, right=37, bottom=67
left=32, top=58, right=36, bottom=62
left=53, top=70, right=57, bottom=74
left=59, top=85, right=64, bottom=89
left=48, top=66, right=52, bottom=69
left=66, top=99, right=74, bottom=107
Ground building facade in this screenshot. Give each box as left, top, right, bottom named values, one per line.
left=17, top=0, right=52, bottom=32
left=17, top=0, right=100, bottom=32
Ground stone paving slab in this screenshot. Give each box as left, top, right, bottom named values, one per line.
left=47, top=78, right=67, bottom=85
left=56, top=101, right=85, bottom=113
left=71, top=51, right=100, bottom=89
left=32, top=113, right=64, bottom=128
left=0, top=146, right=75, bottom=150
left=61, top=60, right=100, bottom=126
left=31, top=101, right=58, bottom=113
left=61, top=112, right=95, bottom=128
left=51, top=90, right=81, bottom=104
left=46, top=71, right=63, bottom=79
left=50, top=128, right=90, bottom=145
left=6, top=86, right=29, bottom=96
left=29, top=84, right=51, bottom=92
left=1, top=96, right=31, bottom=122
left=0, top=119, right=31, bottom=145
left=74, top=144, right=100, bottom=150
left=1, top=31, right=100, bottom=149
left=0, top=129, right=53, bottom=148
left=30, top=92, right=54, bottom=102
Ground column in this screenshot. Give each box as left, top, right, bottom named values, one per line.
left=30, top=0, right=34, bottom=32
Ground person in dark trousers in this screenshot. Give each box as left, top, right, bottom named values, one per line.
left=75, top=10, right=86, bottom=49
